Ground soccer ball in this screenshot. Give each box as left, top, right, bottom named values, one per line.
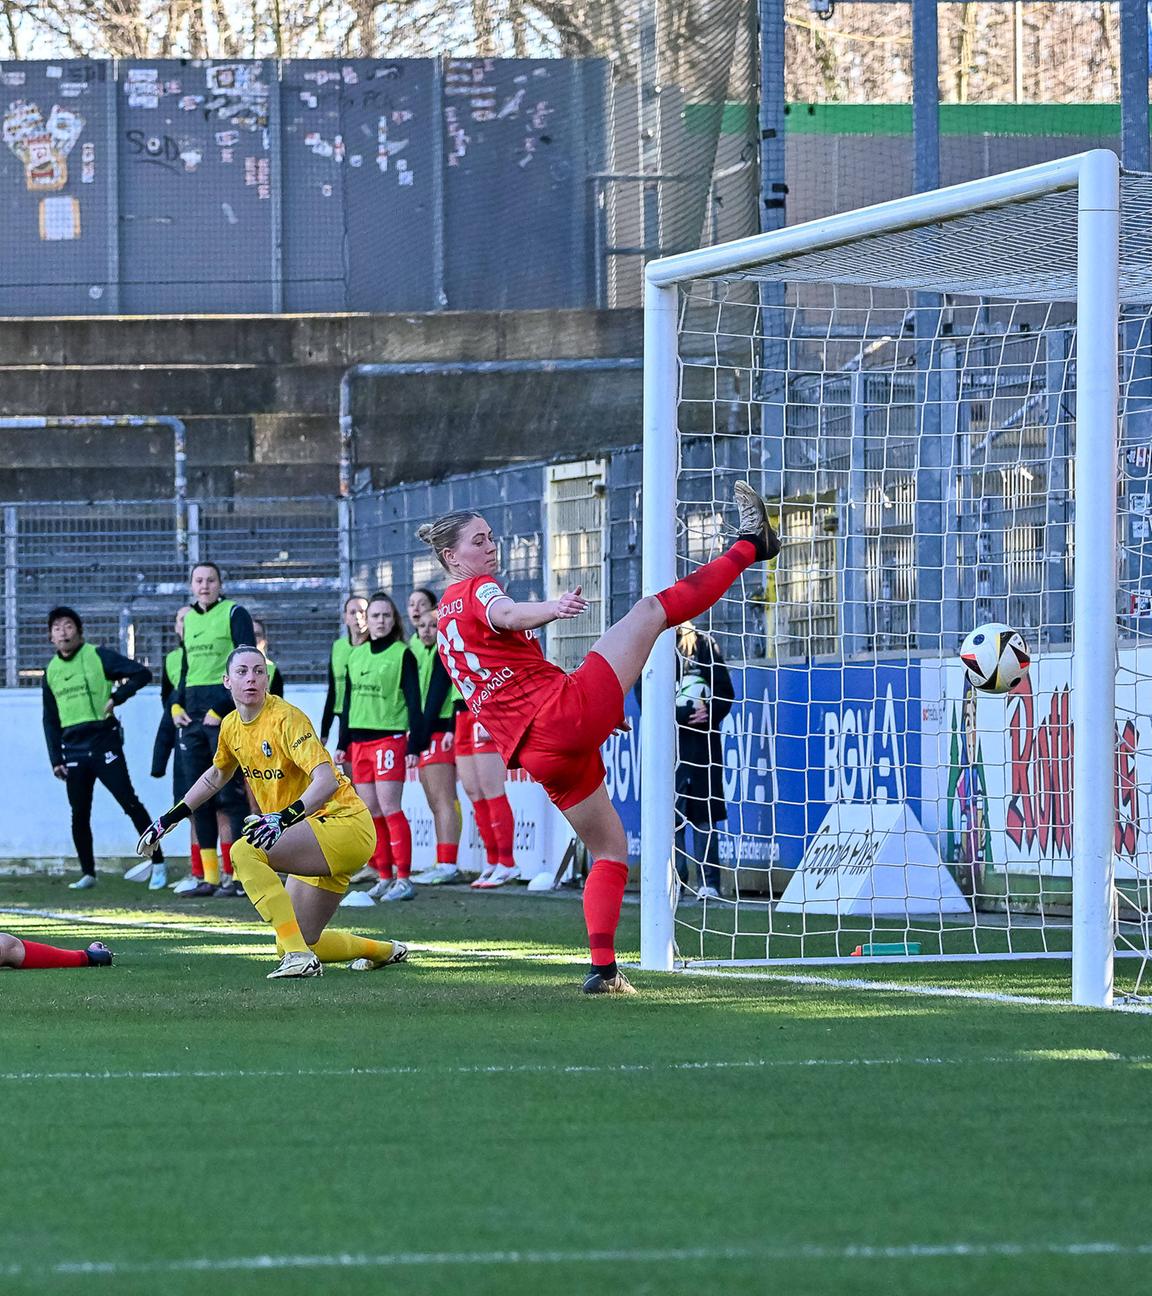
left=959, top=622, right=1031, bottom=695
left=676, top=673, right=711, bottom=706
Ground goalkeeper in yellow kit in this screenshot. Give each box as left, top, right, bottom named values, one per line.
left=137, top=645, right=408, bottom=979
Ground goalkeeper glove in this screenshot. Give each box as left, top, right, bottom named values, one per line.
left=241, top=799, right=306, bottom=852
left=136, top=800, right=191, bottom=857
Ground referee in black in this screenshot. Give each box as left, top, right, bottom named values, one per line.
left=42, top=606, right=163, bottom=890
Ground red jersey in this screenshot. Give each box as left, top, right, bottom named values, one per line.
left=437, top=575, right=564, bottom=761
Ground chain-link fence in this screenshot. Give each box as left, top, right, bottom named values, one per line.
left=4, top=496, right=339, bottom=686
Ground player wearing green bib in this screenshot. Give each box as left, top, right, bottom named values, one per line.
left=42, top=605, right=163, bottom=890
left=320, top=595, right=367, bottom=750
left=336, top=592, right=423, bottom=902
left=171, top=562, right=255, bottom=896
left=252, top=618, right=285, bottom=698
left=148, top=604, right=192, bottom=892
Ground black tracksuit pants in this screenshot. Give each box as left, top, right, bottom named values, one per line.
left=62, top=727, right=159, bottom=876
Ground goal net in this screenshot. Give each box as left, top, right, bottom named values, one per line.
left=639, top=151, right=1152, bottom=1007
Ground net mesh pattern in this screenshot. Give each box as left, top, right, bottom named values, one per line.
left=704, top=175, right=1152, bottom=306
left=665, top=265, right=1152, bottom=976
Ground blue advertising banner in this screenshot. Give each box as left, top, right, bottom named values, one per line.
left=603, top=660, right=922, bottom=869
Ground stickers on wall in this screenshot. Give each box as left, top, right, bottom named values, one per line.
left=39, top=194, right=79, bottom=240
left=3, top=100, right=84, bottom=191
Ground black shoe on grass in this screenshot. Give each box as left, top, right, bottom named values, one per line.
left=582, top=969, right=637, bottom=995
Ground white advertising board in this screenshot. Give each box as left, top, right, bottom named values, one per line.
left=777, top=801, right=969, bottom=916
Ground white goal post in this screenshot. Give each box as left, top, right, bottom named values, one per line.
left=639, top=150, right=1128, bottom=1007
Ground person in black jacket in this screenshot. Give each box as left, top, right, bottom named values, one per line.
left=42, top=606, right=164, bottom=891
left=674, top=623, right=735, bottom=901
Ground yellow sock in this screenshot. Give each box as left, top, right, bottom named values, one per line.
left=201, top=848, right=221, bottom=886
left=310, top=931, right=395, bottom=965
left=229, top=839, right=309, bottom=953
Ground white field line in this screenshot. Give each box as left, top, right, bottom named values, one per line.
left=3, top=1239, right=1152, bottom=1278
left=7, top=904, right=1152, bottom=1015
left=678, top=966, right=1152, bottom=1015
left=1, top=1051, right=1148, bottom=1084
left=0, top=904, right=269, bottom=938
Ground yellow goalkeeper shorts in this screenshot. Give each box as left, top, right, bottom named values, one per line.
left=298, top=806, right=376, bottom=895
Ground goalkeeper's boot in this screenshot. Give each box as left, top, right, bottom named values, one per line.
left=582, top=968, right=637, bottom=996
left=69, top=873, right=96, bottom=891
left=349, top=940, right=409, bottom=972
left=733, top=480, right=780, bottom=561
left=85, top=941, right=113, bottom=967
left=476, top=864, right=521, bottom=889
left=383, top=878, right=416, bottom=902
left=148, top=861, right=169, bottom=891
left=267, top=951, right=323, bottom=979
left=214, top=879, right=242, bottom=898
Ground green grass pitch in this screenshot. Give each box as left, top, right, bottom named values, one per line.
left=2, top=871, right=1151, bottom=1296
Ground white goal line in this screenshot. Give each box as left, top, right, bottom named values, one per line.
left=3, top=1237, right=1152, bottom=1279
left=1, top=1050, right=1148, bottom=1086
left=675, top=967, right=1152, bottom=1014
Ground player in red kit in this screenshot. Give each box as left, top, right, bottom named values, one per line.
left=418, top=481, right=779, bottom=994
left=0, top=931, right=112, bottom=968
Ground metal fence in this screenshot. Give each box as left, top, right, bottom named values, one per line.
left=4, top=495, right=339, bottom=687
left=0, top=348, right=1096, bottom=688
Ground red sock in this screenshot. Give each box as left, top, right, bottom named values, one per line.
left=487, top=794, right=516, bottom=867
left=436, top=842, right=459, bottom=866
left=191, top=842, right=204, bottom=879
left=583, top=859, right=629, bottom=966
left=17, top=939, right=89, bottom=969
left=387, top=812, right=413, bottom=879
left=371, top=816, right=394, bottom=879
left=220, top=840, right=233, bottom=878
left=472, top=798, right=499, bottom=865
left=654, top=540, right=757, bottom=627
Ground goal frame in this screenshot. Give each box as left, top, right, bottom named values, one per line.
left=639, top=149, right=1120, bottom=1007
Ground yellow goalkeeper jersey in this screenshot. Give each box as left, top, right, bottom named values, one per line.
left=214, top=693, right=362, bottom=819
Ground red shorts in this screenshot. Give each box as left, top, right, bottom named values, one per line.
left=349, top=735, right=407, bottom=784
left=512, top=651, right=624, bottom=811
left=418, top=728, right=456, bottom=768
left=454, top=709, right=497, bottom=759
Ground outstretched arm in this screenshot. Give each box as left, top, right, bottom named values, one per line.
left=136, top=753, right=238, bottom=856
left=488, top=586, right=589, bottom=633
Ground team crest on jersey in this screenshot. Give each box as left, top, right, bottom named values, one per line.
left=261, top=740, right=273, bottom=757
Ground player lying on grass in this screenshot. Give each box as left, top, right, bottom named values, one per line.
left=136, top=646, right=408, bottom=980
left=420, top=480, right=780, bottom=995
left=0, top=932, right=112, bottom=968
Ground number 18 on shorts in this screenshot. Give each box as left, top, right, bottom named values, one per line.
left=350, top=735, right=407, bottom=784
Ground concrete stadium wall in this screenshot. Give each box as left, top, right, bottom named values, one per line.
left=0, top=308, right=644, bottom=499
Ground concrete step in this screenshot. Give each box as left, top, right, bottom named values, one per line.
left=0, top=309, right=642, bottom=367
